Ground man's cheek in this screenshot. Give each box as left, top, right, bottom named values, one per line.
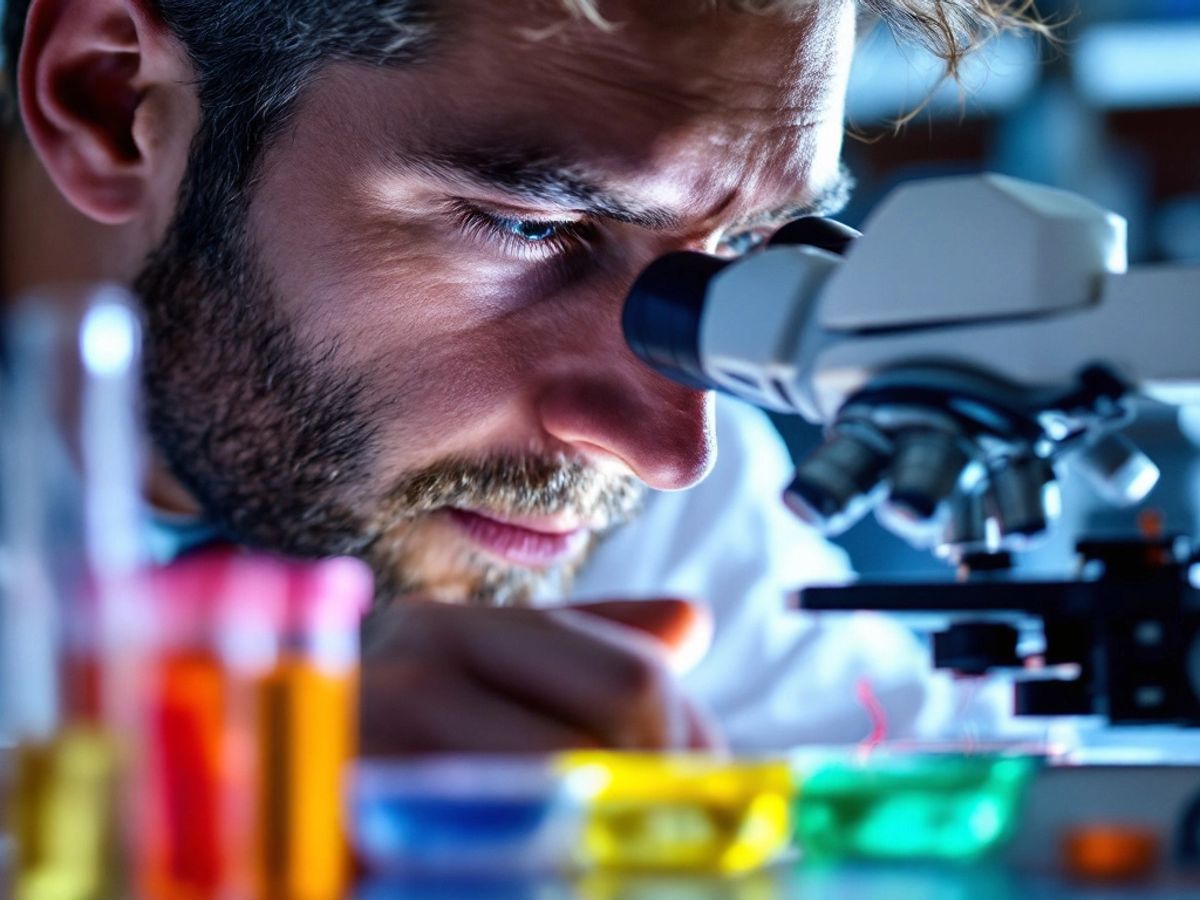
left=306, top=262, right=552, bottom=367
left=356, top=346, right=542, bottom=479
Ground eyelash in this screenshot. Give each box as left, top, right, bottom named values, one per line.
left=449, top=199, right=772, bottom=263
left=449, top=200, right=596, bottom=261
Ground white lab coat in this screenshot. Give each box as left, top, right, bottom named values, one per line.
left=570, top=395, right=1011, bottom=751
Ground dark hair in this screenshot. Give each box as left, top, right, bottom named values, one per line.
left=2, top=0, right=1049, bottom=198
left=5, top=0, right=437, bottom=212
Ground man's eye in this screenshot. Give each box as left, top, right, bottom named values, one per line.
left=712, top=228, right=771, bottom=258
left=503, top=219, right=562, bottom=242
left=450, top=200, right=594, bottom=260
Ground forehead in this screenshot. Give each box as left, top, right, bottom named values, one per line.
left=450, top=1, right=851, bottom=118
left=292, top=0, right=854, bottom=219
left=452, top=1, right=849, bottom=178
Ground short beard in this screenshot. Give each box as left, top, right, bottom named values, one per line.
left=366, top=455, right=644, bottom=607
left=135, top=135, right=643, bottom=608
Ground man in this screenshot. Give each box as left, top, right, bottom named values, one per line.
left=1, top=0, right=1037, bottom=752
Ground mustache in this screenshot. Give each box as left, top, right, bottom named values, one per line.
left=367, top=454, right=646, bottom=534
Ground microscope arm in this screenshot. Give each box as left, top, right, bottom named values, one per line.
left=807, top=262, right=1200, bottom=422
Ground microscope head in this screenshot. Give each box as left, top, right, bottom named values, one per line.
left=623, top=174, right=1184, bottom=562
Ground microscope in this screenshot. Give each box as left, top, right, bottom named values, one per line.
left=624, top=174, right=1200, bottom=729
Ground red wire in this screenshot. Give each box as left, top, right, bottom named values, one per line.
left=856, top=677, right=889, bottom=751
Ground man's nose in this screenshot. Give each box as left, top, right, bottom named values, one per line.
left=534, top=235, right=722, bottom=492
left=537, top=372, right=716, bottom=491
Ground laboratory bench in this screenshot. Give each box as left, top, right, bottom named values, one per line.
left=2, top=755, right=1200, bottom=898
left=356, top=865, right=1200, bottom=899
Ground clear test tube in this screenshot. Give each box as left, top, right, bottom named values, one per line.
left=252, top=556, right=372, bottom=900
left=1, top=285, right=148, bottom=900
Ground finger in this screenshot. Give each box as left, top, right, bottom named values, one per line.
left=443, top=604, right=688, bottom=750
left=360, top=662, right=601, bottom=756
left=569, top=598, right=711, bottom=656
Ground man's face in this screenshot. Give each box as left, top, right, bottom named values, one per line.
left=141, top=0, right=855, bottom=605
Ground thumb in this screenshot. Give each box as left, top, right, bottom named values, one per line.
left=567, top=598, right=713, bottom=674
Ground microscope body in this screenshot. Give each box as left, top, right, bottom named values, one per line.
left=624, top=173, right=1200, bottom=727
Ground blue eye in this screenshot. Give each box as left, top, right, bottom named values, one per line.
left=503, top=218, right=561, bottom=242
left=451, top=200, right=594, bottom=260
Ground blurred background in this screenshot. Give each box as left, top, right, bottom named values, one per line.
left=772, top=0, right=1200, bottom=577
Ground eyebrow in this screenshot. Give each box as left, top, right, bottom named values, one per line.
left=394, top=144, right=854, bottom=234
left=722, top=162, right=857, bottom=233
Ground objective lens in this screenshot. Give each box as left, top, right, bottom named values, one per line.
left=990, top=455, right=1058, bottom=539
left=885, top=430, right=970, bottom=523
left=1075, top=433, right=1160, bottom=507
left=943, top=488, right=991, bottom=550
left=783, top=422, right=891, bottom=535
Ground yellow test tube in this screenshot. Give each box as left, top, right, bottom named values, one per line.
left=255, top=658, right=358, bottom=896
left=10, top=727, right=123, bottom=900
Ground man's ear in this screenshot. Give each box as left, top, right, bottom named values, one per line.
left=18, top=0, right=196, bottom=226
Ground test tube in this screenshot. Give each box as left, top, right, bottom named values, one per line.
left=135, top=550, right=371, bottom=899
left=1, top=285, right=148, bottom=900
left=136, top=551, right=287, bottom=897
left=253, top=557, right=371, bottom=899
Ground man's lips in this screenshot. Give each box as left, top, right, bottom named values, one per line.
left=445, top=508, right=590, bottom=567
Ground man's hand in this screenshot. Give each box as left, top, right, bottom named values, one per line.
left=360, top=598, right=721, bottom=755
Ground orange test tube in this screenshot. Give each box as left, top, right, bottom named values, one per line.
left=253, top=558, right=371, bottom=900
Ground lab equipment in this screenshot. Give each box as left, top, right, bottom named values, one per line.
left=559, top=753, right=794, bottom=874
left=1, top=287, right=147, bottom=900
left=624, top=174, right=1197, bottom=551
left=353, top=755, right=588, bottom=875
left=136, top=552, right=262, bottom=896
left=253, top=555, right=371, bottom=899
left=9, top=729, right=124, bottom=900
left=623, top=174, right=1200, bottom=729
left=353, top=753, right=798, bottom=877
left=136, top=549, right=370, bottom=899
left=0, top=286, right=370, bottom=898
left=791, top=751, right=1037, bottom=861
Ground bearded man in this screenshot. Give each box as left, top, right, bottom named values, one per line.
left=1, top=0, right=1040, bottom=752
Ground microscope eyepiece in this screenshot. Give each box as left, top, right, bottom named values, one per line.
left=623, top=217, right=858, bottom=396
left=622, top=251, right=730, bottom=392
left=768, top=216, right=861, bottom=255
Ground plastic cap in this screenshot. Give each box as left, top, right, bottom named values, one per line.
left=284, top=555, right=374, bottom=634
left=150, top=547, right=289, bottom=646
left=149, top=548, right=372, bottom=647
